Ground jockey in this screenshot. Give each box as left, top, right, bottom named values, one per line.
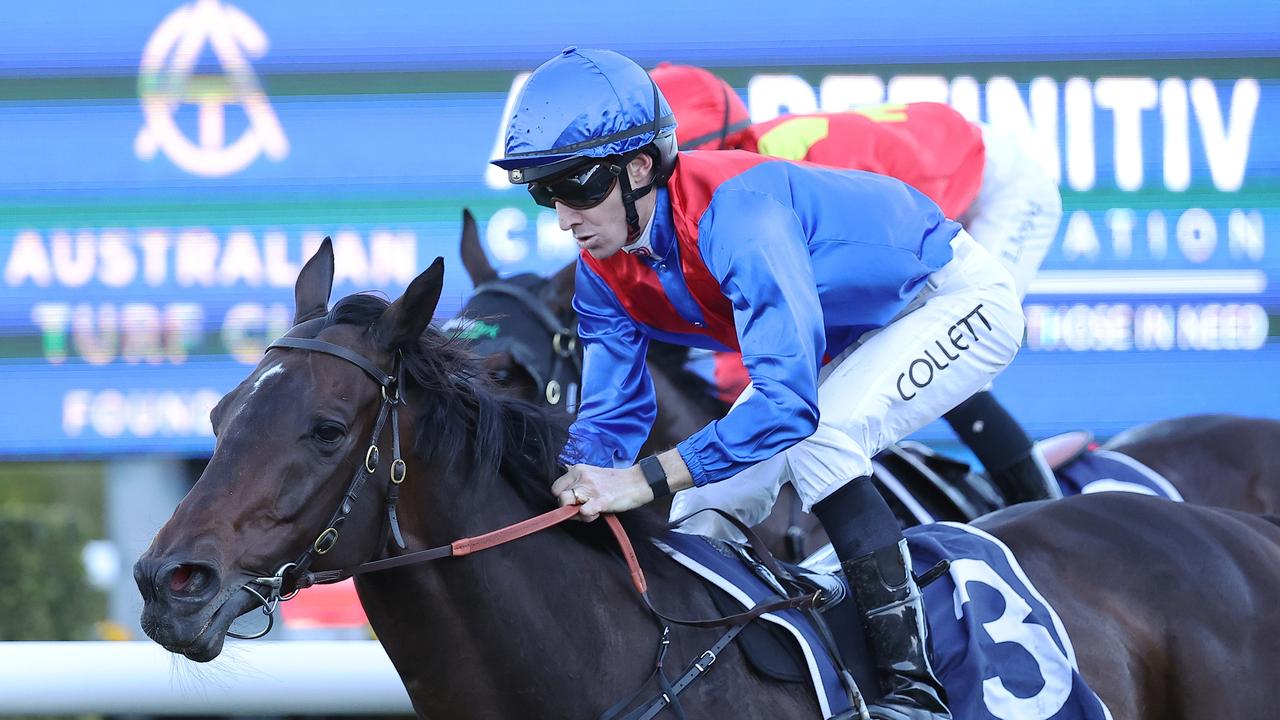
left=650, top=62, right=1062, bottom=506
left=495, top=47, right=1026, bottom=720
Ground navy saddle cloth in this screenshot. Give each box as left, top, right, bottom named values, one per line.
left=658, top=523, right=1114, bottom=720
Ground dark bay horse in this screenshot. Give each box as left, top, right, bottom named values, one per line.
left=136, top=246, right=1280, bottom=719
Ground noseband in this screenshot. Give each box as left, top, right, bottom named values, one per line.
left=229, top=335, right=409, bottom=638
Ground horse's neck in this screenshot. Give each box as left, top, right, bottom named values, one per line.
left=355, top=459, right=663, bottom=716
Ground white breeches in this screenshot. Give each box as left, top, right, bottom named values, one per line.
left=670, top=231, right=1024, bottom=541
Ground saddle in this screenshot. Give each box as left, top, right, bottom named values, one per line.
left=656, top=530, right=859, bottom=718
left=658, top=524, right=1113, bottom=720
left=873, top=442, right=1003, bottom=526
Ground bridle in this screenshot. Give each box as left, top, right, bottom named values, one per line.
left=463, top=278, right=582, bottom=411
left=228, top=332, right=803, bottom=628
left=228, top=335, right=410, bottom=638
left=219, top=331, right=860, bottom=718
left=227, top=332, right=603, bottom=639
left=220, top=333, right=834, bottom=661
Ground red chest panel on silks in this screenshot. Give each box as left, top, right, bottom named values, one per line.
left=581, top=151, right=772, bottom=351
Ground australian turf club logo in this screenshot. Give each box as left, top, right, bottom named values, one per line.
left=134, top=0, right=288, bottom=177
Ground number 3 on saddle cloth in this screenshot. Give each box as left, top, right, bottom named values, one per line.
left=907, top=523, right=1114, bottom=720
left=659, top=523, right=1112, bottom=720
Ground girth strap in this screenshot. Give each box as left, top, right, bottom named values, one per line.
left=641, top=587, right=822, bottom=629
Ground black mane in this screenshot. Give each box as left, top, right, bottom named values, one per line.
left=321, top=293, right=667, bottom=548
left=325, top=294, right=569, bottom=509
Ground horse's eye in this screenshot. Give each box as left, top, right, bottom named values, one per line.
left=313, top=422, right=347, bottom=444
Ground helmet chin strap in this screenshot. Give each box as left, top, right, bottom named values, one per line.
left=622, top=80, right=666, bottom=242
left=617, top=167, right=656, bottom=243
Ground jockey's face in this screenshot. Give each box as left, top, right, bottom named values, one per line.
left=556, top=153, right=656, bottom=260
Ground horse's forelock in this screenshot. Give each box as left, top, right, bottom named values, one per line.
left=326, top=293, right=391, bottom=331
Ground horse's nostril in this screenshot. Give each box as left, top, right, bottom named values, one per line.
left=169, top=564, right=194, bottom=593
left=163, top=562, right=216, bottom=599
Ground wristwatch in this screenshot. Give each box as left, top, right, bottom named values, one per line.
left=639, top=455, right=670, bottom=499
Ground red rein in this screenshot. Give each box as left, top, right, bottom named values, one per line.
left=449, top=505, right=648, bottom=594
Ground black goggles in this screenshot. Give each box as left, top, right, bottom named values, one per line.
left=527, top=161, right=622, bottom=210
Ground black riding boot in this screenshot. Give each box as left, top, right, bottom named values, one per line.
left=990, top=446, right=1061, bottom=504
left=814, top=479, right=951, bottom=720
left=844, top=540, right=951, bottom=720
left=945, top=390, right=1060, bottom=504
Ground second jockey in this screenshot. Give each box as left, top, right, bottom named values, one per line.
left=495, top=48, right=1027, bottom=720
left=650, top=62, right=1063, bottom=505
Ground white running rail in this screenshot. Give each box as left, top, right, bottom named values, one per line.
left=0, top=641, right=413, bottom=715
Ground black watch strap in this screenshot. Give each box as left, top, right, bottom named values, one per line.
left=639, top=455, right=670, bottom=499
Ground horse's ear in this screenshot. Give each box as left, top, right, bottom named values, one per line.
left=376, top=257, right=445, bottom=351
left=294, top=237, right=334, bottom=325
left=459, top=208, right=498, bottom=287
left=544, top=260, right=577, bottom=316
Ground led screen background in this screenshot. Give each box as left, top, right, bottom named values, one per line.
left=1, top=0, right=1277, bottom=456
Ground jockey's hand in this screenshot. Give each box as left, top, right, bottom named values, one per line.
left=552, top=450, right=695, bottom=522
left=552, top=464, right=652, bottom=522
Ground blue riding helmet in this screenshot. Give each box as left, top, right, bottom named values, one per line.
left=492, top=47, right=678, bottom=185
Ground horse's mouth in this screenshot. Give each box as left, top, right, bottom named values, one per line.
left=156, top=587, right=263, bottom=662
